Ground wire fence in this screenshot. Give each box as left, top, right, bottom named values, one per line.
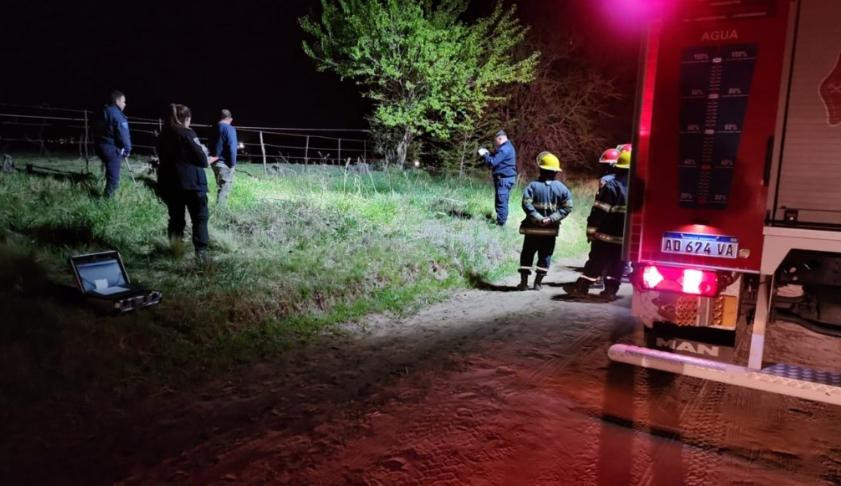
left=0, top=103, right=380, bottom=174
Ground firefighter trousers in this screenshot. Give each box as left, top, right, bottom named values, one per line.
left=520, top=235, right=556, bottom=275
left=582, top=240, right=624, bottom=283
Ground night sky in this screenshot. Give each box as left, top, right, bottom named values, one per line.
left=1, top=0, right=640, bottom=129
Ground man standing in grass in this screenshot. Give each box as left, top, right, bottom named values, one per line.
left=517, top=152, right=573, bottom=290
left=95, top=90, right=131, bottom=198
left=208, top=109, right=238, bottom=206
left=478, top=130, right=517, bottom=226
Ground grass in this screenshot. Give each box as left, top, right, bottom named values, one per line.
left=0, top=153, right=595, bottom=403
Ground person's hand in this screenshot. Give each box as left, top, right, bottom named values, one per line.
left=541, top=217, right=551, bottom=225
left=478, top=148, right=489, bottom=157
left=208, top=156, right=220, bottom=164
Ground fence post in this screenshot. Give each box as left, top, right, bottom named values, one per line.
left=304, top=135, right=310, bottom=165
left=338, top=138, right=342, bottom=166
left=363, top=140, right=367, bottom=164
left=82, top=110, right=90, bottom=173
left=259, top=130, right=267, bottom=176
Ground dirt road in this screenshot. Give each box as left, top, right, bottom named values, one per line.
left=6, top=259, right=841, bottom=484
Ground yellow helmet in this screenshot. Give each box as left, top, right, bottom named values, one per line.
left=615, top=149, right=631, bottom=169
left=536, top=151, right=562, bottom=172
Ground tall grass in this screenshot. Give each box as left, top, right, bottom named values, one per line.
left=0, top=155, right=594, bottom=401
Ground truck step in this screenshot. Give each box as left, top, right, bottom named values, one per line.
left=608, top=344, right=841, bottom=406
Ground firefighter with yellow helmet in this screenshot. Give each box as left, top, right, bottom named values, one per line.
left=517, top=151, right=574, bottom=291
left=563, top=145, right=631, bottom=299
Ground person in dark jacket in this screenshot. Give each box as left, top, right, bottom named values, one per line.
left=208, top=109, right=238, bottom=206
left=95, top=90, right=132, bottom=198
left=155, top=103, right=210, bottom=261
left=517, top=151, right=573, bottom=290
left=563, top=149, right=630, bottom=299
left=479, top=130, right=517, bottom=226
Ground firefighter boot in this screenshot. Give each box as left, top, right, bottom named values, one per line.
left=517, top=271, right=530, bottom=291
left=563, top=277, right=592, bottom=297
left=533, top=272, right=546, bottom=291
left=600, top=278, right=621, bottom=299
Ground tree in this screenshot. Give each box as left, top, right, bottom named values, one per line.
left=300, top=0, right=538, bottom=168
left=494, top=31, right=623, bottom=176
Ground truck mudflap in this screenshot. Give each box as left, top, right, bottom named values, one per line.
left=608, top=344, right=841, bottom=406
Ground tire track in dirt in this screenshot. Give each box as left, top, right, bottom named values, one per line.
left=82, top=260, right=841, bottom=485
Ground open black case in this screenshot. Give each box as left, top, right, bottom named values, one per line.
left=69, top=251, right=162, bottom=313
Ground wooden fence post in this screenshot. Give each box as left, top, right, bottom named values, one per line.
left=363, top=140, right=367, bottom=164
left=338, top=138, right=342, bottom=166
left=259, top=131, right=267, bottom=175
left=304, top=135, right=310, bottom=165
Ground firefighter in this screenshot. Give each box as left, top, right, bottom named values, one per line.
left=563, top=148, right=630, bottom=299
left=598, top=147, right=621, bottom=187
left=478, top=130, right=517, bottom=226
left=95, top=90, right=132, bottom=198
left=517, top=151, right=573, bottom=291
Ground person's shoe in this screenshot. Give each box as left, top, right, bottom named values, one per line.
left=533, top=273, right=545, bottom=291
left=169, top=238, right=186, bottom=258
left=195, top=249, right=212, bottom=266
left=563, top=277, right=592, bottom=297
left=517, top=272, right=530, bottom=291
left=599, top=279, right=621, bottom=299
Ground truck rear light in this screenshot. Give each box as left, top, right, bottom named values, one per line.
left=636, top=264, right=720, bottom=297
left=642, top=265, right=664, bottom=289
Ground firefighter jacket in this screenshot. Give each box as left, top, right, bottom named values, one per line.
left=96, top=104, right=132, bottom=156
left=520, top=179, right=573, bottom=236
left=587, top=172, right=628, bottom=244
left=481, top=140, right=517, bottom=178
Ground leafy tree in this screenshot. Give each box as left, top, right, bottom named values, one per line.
left=494, top=31, right=622, bottom=176
left=300, top=0, right=538, bottom=168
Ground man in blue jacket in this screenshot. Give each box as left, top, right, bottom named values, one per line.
left=479, top=130, right=517, bottom=226
left=208, top=109, right=238, bottom=206
left=95, top=90, right=131, bottom=198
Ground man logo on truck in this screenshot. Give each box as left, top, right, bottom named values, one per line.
left=656, top=338, right=720, bottom=358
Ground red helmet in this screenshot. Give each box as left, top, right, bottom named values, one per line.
left=599, top=148, right=620, bottom=165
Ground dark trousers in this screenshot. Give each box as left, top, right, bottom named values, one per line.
left=583, top=240, right=624, bottom=282
left=165, top=190, right=209, bottom=253
left=520, top=235, right=556, bottom=275
left=97, top=145, right=121, bottom=198
left=494, top=176, right=516, bottom=225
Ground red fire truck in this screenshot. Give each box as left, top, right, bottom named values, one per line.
left=609, top=0, right=841, bottom=405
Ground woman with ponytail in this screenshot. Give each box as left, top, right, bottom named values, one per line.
left=155, top=103, right=210, bottom=261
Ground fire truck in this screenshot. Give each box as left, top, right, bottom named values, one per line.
left=609, top=0, right=841, bottom=405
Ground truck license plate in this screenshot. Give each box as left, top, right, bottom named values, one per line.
left=661, top=232, right=739, bottom=259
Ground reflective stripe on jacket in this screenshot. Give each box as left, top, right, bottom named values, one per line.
left=586, top=173, right=628, bottom=244
left=520, top=178, right=573, bottom=236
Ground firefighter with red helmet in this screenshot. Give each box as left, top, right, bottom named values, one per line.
left=563, top=146, right=631, bottom=299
